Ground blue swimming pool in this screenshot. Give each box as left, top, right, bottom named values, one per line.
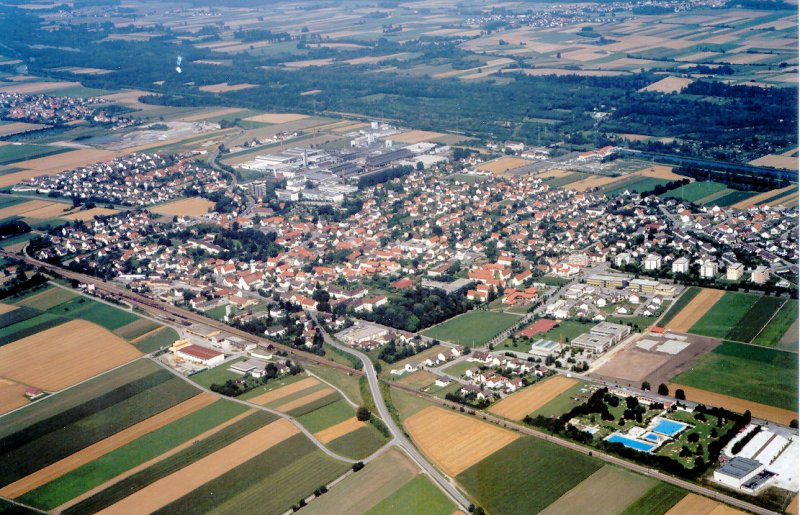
left=652, top=419, right=688, bottom=436
left=607, top=434, right=656, bottom=452
left=643, top=433, right=659, bottom=442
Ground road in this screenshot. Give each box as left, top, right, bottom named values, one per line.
left=308, top=312, right=471, bottom=511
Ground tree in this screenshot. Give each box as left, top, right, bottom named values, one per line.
left=675, top=388, right=686, bottom=400
left=356, top=406, right=371, bottom=421
left=641, top=381, right=651, bottom=391
left=658, top=383, right=669, bottom=396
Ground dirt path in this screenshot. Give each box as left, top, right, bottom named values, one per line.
left=0, top=393, right=217, bottom=498
left=97, top=418, right=299, bottom=514
left=54, top=408, right=257, bottom=512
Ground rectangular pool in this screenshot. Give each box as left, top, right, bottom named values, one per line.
left=607, top=434, right=656, bottom=452
left=643, top=433, right=659, bottom=442
left=652, top=419, right=688, bottom=436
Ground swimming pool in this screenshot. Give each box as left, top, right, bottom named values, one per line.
left=607, top=434, right=656, bottom=452
left=652, top=419, right=688, bottom=436
left=643, top=433, right=659, bottom=442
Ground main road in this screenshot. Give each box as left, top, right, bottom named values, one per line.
left=308, top=312, right=472, bottom=511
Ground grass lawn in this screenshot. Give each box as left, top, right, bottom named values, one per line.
left=132, top=326, right=180, bottom=353
left=752, top=299, right=797, bottom=350
left=390, top=386, right=435, bottom=422
left=539, top=319, right=595, bottom=343
left=620, top=483, right=687, bottom=515
left=441, top=360, right=475, bottom=377
left=657, top=287, right=700, bottom=327
left=327, top=424, right=388, bottom=460
left=422, top=311, right=521, bottom=347
left=689, top=292, right=758, bottom=339
left=189, top=358, right=243, bottom=388
left=297, top=399, right=355, bottom=433
left=305, top=363, right=362, bottom=406
left=366, top=475, right=455, bottom=515
left=728, top=296, right=785, bottom=343
left=672, top=341, right=798, bottom=410
left=20, top=401, right=248, bottom=510
left=531, top=381, right=594, bottom=418
left=660, top=181, right=727, bottom=203
left=457, top=437, right=602, bottom=515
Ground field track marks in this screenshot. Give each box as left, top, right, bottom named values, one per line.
left=0, top=393, right=216, bottom=498
left=97, top=418, right=299, bottom=514
left=53, top=408, right=257, bottom=512
left=664, top=289, right=724, bottom=332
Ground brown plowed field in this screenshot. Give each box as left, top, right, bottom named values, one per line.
left=243, top=113, right=308, bottom=124
left=97, top=418, right=299, bottom=514
left=477, top=157, right=530, bottom=175
left=405, top=406, right=518, bottom=476
left=0, top=319, right=142, bottom=391
left=0, top=394, right=216, bottom=498
left=0, top=303, right=17, bottom=314
left=247, top=377, right=320, bottom=405
left=392, top=130, right=448, bottom=143
left=62, top=208, right=119, bottom=221
left=669, top=384, right=798, bottom=426
left=489, top=375, right=578, bottom=420
left=151, top=198, right=214, bottom=216
left=12, top=148, right=114, bottom=173
left=664, top=288, right=724, bottom=332
left=314, top=417, right=365, bottom=444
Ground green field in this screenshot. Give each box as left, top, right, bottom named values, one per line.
left=708, top=190, right=756, bottom=207
left=20, top=401, right=248, bottom=510
left=538, top=319, right=595, bottom=343
left=327, top=424, right=388, bottom=460
left=63, top=410, right=278, bottom=514
left=305, top=364, right=363, bottom=406
left=531, top=381, right=595, bottom=418
left=155, top=433, right=349, bottom=515
left=458, top=437, right=602, bottom=514
left=660, top=181, right=727, bottom=203
left=44, top=297, right=139, bottom=331
left=422, top=311, right=521, bottom=347
left=727, top=296, right=785, bottom=343
left=620, top=483, right=687, bottom=515
left=0, top=313, right=68, bottom=346
left=0, top=370, right=199, bottom=487
left=15, top=287, right=76, bottom=310
left=689, top=292, right=758, bottom=339
left=366, top=475, right=454, bottom=515
left=0, top=360, right=158, bottom=440
left=189, top=358, right=243, bottom=388
left=112, top=318, right=161, bottom=341
left=604, top=176, right=669, bottom=197
left=0, top=144, right=70, bottom=166
left=657, top=287, right=700, bottom=326
left=132, top=326, right=179, bottom=353
left=672, top=341, right=798, bottom=410
left=752, top=299, right=797, bottom=350
left=0, top=305, right=39, bottom=329
left=297, top=398, right=354, bottom=433
left=544, top=172, right=588, bottom=188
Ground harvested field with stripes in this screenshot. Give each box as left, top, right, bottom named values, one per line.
left=247, top=376, right=320, bottom=405
left=405, top=406, right=518, bottom=476
left=313, top=416, right=365, bottom=444
left=668, top=384, right=797, bottom=426
left=666, top=493, right=745, bottom=515
left=0, top=378, right=29, bottom=415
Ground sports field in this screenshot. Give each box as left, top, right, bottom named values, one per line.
left=422, top=311, right=520, bottom=347
left=404, top=406, right=518, bottom=476
left=489, top=375, right=578, bottom=421
left=671, top=341, right=798, bottom=414
left=457, top=437, right=602, bottom=514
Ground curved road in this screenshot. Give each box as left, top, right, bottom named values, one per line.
left=309, top=313, right=471, bottom=511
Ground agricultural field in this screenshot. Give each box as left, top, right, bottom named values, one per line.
left=541, top=466, right=656, bottom=515
left=457, top=437, right=602, bottom=515
left=663, top=288, right=724, bottom=333
left=150, top=198, right=215, bottom=217
left=752, top=299, right=798, bottom=350
left=657, top=287, right=700, bottom=327
left=620, top=483, right=688, bottom=515
left=603, top=176, right=670, bottom=197
left=422, top=311, right=521, bottom=347
left=404, top=406, right=518, bottom=476
left=365, top=474, right=455, bottom=515
left=688, top=291, right=759, bottom=340
left=475, top=156, right=530, bottom=175
left=671, top=341, right=798, bottom=416
left=531, top=381, right=596, bottom=419
left=489, top=375, right=578, bottom=421
left=0, top=144, right=71, bottom=167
